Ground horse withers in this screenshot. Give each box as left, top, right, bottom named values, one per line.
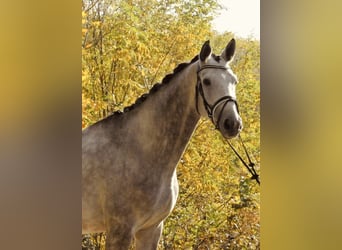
left=82, top=39, right=242, bottom=249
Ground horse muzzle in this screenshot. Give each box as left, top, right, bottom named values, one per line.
left=216, top=110, right=243, bottom=139
left=220, top=115, right=243, bottom=139
left=212, top=99, right=242, bottom=139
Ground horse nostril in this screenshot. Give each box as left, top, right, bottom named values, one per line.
left=224, top=119, right=234, bottom=131
left=224, top=118, right=242, bottom=132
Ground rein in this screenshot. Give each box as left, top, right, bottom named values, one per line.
left=196, top=64, right=260, bottom=185
left=226, top=135, right=260, bottom=185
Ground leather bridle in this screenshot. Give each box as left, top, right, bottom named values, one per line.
left=196, top=64, right=240, bottom=130
left=195, top=64, right=260, bottom=185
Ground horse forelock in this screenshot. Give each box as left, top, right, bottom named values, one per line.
left=212, top=53, right=221, bottom=63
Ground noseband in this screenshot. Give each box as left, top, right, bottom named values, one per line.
left=196, top=65, right=240, bottom=129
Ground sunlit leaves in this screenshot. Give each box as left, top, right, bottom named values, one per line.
left=82, top=0, right=220, bottom=123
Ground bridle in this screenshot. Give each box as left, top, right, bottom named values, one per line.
left=196, top=64, right=240, bottom=130
left=195, top=64, right=260, bottom=185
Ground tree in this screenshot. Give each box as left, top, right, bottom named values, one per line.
left=82, top=0, right=220, bottom=127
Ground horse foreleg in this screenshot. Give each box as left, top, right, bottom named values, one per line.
left=105, top=222, right=133, bottom=250
left=135, top=221, right=163, bottom=250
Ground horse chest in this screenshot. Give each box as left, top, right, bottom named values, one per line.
left=134, top=170, right=179, bottom=231
left=155, top=170, right=179, bottom=215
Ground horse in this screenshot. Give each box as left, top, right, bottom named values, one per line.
left=82, top=39, right=242, bottom=249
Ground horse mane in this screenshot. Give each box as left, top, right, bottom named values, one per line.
left=111, top=54, right=199, bottom=116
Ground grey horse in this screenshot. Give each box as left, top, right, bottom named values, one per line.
left=82, top=39, right=242, bottom=249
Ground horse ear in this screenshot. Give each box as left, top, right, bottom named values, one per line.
left=221, top=38, right=236, bottom=63
left=199, top=40, right=212, bottom=62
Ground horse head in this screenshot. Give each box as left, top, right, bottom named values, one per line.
left=196, top=39, right=243, bottom=139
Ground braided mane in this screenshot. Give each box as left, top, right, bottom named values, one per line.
left=113, top=55, right=199, bottom=115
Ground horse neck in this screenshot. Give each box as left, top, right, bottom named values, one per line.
left=129, top=61, right=200, bottom=169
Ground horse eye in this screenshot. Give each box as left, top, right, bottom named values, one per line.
left=203, top=79, right=211, bottom=86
